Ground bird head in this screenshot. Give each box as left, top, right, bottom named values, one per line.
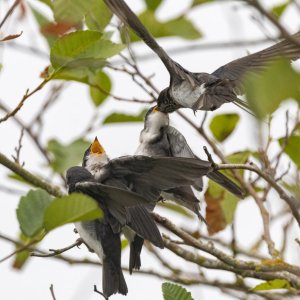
left=82, top=137, right=109, bottom=171
left=157, top=88, right=180, bottom=113
left=66, top=166, right=94, bottom=193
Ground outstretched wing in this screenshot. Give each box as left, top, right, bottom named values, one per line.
left=104, top=0, right=193, bottom=82
left=100, top=156, right=213, bottom=201
left=212, top=31, right=300, bottom=94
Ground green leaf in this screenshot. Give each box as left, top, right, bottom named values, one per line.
left=164, top=17, right=202, bottom=40
left=44, top=193, right=103, bottom=231
left=253, top=279, right=291, bottom=291
left=90, top=71, right=112, bottom=106
left=85, top=0, right=112, bottom=31
left=162, top=282, right=193, bottom=300
left=12, top=233, right=34, bottom=270
left=127, top=11, right=201, bottom=42
left=279, top=135, right=300, bottom=168
left=220, top=192, right=238, bottom=223
left=16, top=189, right=52, bottom=237
left=36, top=0, right=53, bottom=8
left=103, top=109, right=147, bottom=124
left=244, top=59, right=300, bottom=119
left=271, top=1, right=290, bottom=19
left=47, top=138, right=90, bottom=173
left=145, top=0, right=162, bottom=11
left=50, top=30, right=124, bottom=70
left=53, top=0, right=92, bottom=24
left=209, top=113, right=240, bottom=142
left=121, top=239, right=129, bottom=249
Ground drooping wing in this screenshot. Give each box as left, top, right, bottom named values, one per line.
left=76, top=182, right=162, bottom=246
left=212, top=31, right=300, bottom=94
left=166, top=126, right=203, bottom=190
left=100, top=155, right=212, bottom=201
left=104, top=0, right=192, bottom=82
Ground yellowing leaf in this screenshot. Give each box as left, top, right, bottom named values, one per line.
left=253, top=279, right=291, bottom=291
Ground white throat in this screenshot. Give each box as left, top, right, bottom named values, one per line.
left=85, top=153, right=109, bottom=178
left=140, top=112, right=168, bottom=143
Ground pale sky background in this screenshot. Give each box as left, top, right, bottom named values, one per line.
left=1, top=0, right=300, bottom=299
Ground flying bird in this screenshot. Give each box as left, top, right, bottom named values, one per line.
left=82, top=137, right=242, bottom=273
left=66, top=166, right=163, bottom=297
left=104, top=0, right=300, bottom=113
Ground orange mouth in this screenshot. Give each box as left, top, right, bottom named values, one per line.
left=90, top=137, right=105, bottom=154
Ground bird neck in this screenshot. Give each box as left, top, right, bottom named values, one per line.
left=85, top=153, right=109, bottom=176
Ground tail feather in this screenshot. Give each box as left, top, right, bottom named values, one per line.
left=126, top=205, right=163, bottom=248
left=129, top=235, right=144, bottom=274
left=207, top=171, right=245, bottom=198
left=102, top=259, right=128, bottom=298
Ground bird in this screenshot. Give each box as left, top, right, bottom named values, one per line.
left=104, top=0, right=300, bottom=113
left=66, top=166, right=164, bottom=297
left=135, top=106, right=244, bottom=219
left=82, top=137, right=242, bottom=273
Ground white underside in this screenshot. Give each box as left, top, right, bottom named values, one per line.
left=171, top=82, right=206, bottom=107
left=75, top=222, right=104, bottom=260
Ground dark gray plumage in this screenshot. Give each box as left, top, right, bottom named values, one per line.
left=135, top=106, right=244, bottom=216
left=66, top=166, right=164, bottom=296
left=82, top=138, right=230, bottom=273
left=104, top=0, right=300, bottom=113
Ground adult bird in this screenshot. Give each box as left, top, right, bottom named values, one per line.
left=104, top=0, right=300, bottom=113
left=82, top=137, right=242, bottom=273
left=66, top=166, right=163, bottom=297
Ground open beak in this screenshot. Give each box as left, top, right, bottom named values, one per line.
left=152, top=106, right=160, bottom=112
left=90, top=137, right=105, bottom=154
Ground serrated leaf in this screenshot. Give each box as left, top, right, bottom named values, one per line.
left=145, top=0, right=162, bottom=11
left=244, top=59, right=300, bottom=119
left=90, top=71, right=112, bottom=106
left=47, top=138, right=90, bottom=173
left=50, top=30, right=124, bottom=70
left=209, top=113, right=240, bottom=142
left=44, top=193, right=103, bottom=231
left=103, top=110, right=147, bottom=124
left=85, top=0, right=112, bottom=31
left=253, top=279, right=291, bottom=291
left=162, top=282, right=193, bottom=300
left=53, top=0, right=92, bottom=24
left=279, top=135, right=300, bottom=168
left=16, top=189, right=52, bottom=237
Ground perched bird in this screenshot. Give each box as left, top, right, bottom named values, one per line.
left=66, top=166, right=163, bottom=297
left=104, top=0, right=300, bottom=113
left=135, top=106, right=244, bottom=202
left=82, top=137, right=242, bottom=273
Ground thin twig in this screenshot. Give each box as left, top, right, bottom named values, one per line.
left=0, top=0, right=21, bottom=30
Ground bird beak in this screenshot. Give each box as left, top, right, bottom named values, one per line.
left=90, top=137, right=105, bottom=154
left=153, top=106, right=160, bottom=112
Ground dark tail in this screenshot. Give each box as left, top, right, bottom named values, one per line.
left=207, top=171, right=245, bottom=198
left=126, top=205, right=164, bottom=248
left=102, top=259, right=128, bottom=298
left=129, top=235, right=144, bottom=274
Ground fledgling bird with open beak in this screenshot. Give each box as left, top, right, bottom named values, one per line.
left=82, top=137, right=243, bottom=274
left=66, top=166, right=163, bottom=298
left=104, top=0, right=300, bottom=114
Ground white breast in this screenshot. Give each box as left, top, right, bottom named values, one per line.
left=75, top=222, right=104, bottom=260
left=171, top=82, right=206, bottom=107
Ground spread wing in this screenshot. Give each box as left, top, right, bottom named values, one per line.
left=104, top=0, right=193, bottom=82
left=100, top=155, right=213, bottom=200
left=166, top=126, right=203, bottom=191
left=212, top=31, right=300, bottom=94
